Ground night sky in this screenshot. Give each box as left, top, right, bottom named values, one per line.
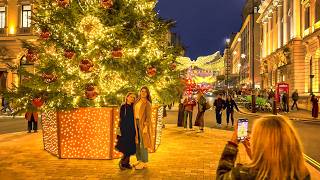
left=156, top=0, right=246, bottom=60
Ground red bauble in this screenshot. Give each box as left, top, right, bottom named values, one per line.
left=86, top=90, right=98, bottom=100
left=86, top=84, right=95, bottom=91
left=146, top=66, right=157, bottom=77
left=40, top=30, right=51, bottom=40
left=111, top=48, right=123, bottom=58
left=100, top=0, right=113, bottom=9
left=79, top=59, right=93, bottom=72
left=64, top=50, right=75, bottom=59
left=42, top=73, right=57, bottom=83
left=85, top=85, right=98, bottom=100
left=170, top=62, right=177, bottom=71
left=26, top=50, right=38, bottom=63
left=32, top=98, right=44, bottom=108
left=57, top=0, right=70, bottom=8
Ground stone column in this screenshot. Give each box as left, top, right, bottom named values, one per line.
left=283, top=0, right=288, bottom=44
left=278, top=4, right=283, bottom=48
left=293, top=0, right=301, bottom=38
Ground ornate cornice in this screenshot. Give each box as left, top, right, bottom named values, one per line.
left=257, top=0, right=283, bottom=23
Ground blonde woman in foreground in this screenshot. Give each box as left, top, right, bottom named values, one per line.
left=216, top=115, right=310, bottom=180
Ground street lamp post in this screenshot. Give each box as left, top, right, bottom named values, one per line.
left=238, top=63, right=241, bottom=88
left=310, top=57, right=314, bottom=95
left=251, top=0, right=256, bottom=113
left=225, top=38, right=230, bottom=95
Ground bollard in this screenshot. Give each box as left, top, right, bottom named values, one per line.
left=273, top=100, right=277, bottom=115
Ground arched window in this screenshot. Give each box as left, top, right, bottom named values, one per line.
left=316, top=0, right=320, bottom=22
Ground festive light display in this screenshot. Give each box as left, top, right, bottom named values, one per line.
left=176, top=52, right=223, bottom=71
left=42, top=106, right=163, bottom=159
left=155, top=106, right=164, bottom=150
left=42, top=109, right=58, bottom=156
left=2, top=0, right=183, bottom=114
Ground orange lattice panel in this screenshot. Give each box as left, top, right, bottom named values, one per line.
left=42, top=110, right=59, bottom=156
left=57, top=108, right=114, bottom=159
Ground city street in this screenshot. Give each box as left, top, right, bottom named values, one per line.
left=164, top=104, right=320, bottom=170
left=1, top=105, right=320, bottom=168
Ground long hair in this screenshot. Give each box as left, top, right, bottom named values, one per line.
left=122, top=92, right=135, bottom=116
left=247, top=115, right=308, bottom=180
left=124, top=92, right=136, bottom=104
left=138, top=86, right=152, bottom=103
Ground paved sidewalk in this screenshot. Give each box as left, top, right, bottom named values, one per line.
left=239, top=107, right=320, bottom=122
left=0, top=124, right=251, bottom=179
left=0, top=124, right=319, bottom=179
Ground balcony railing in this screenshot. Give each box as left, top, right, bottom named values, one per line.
left=18, top=27, right=32, bottom=34
left=0, top=28, right=5, bottom=34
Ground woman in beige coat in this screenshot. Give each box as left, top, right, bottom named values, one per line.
left=133, top=86, right=152, bottom=170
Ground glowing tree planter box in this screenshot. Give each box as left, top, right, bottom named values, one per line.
left=41, top=106, right=163, bottom=159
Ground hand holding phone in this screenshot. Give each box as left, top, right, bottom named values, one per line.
left=237, top=118, right=248, bottom=142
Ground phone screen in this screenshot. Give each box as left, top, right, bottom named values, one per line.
left=237, top=118, right=248, bottom=141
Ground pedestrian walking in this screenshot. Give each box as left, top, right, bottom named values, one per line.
left=282, top=92, right=289, bottom=112
left=194, top=91, right=207, bottom=132
left=214, top=94, right=225, bottom=128
left=311, top=94, right=318, bottom=118
left=225, top=95, right=240, bottom=128
left=217, top=115, right=310, bottom=179
left=183, top=96, right=196, bottom=130
left=25, top=106, right=38, bottom=133
left=177, top=99, right=184, bottom=127
left=1, top=97, right=12, bottom=114
left=133, top=86, right=152, bottom=170
left=291, top=90, right=299, bottom=110
left=116, top=92, right=136, bottom=170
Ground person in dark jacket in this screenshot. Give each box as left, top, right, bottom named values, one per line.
left=216, top=115, right=310, bottom=180
left=25, top=105, right=39, bottom=133
left=214, top=94, right=225, bottom=128
left=177, top=100, right=185, bottom=127
left=282, top=92, right=289, bottom=112
left=291, top=90, right=299, bottom=110
left=183, top=96, right=196, bottom=130
left=225, top=95, right=240, bottom=128
left=311, top=94, right=318, bottom=118
left=116, top=92, right=136, bottom=170
left=194, top=92, right=206, bottom=132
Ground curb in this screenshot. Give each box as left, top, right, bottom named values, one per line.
left=0, top=116, right=24, bottom=121
left=238, top=108, right=320, bottom=122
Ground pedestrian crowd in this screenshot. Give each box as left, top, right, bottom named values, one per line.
left=114, top=89, right=312, bottom=179
left=178, top=92, right=241, bottom=132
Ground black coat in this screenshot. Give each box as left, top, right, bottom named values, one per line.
left=214, top=98, right=225, bottom=111
left=115, top=104, right=136, bottom=156
left=225, top=99, right=239, bottom=112
left=177, top=103, right=184, bottom=127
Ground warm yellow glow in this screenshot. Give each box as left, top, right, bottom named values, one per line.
left=315, top=21, right=320, bottom=30
left=42, top=106, right=163, bottom=159
left=304, top=28, right=310, bottom=37
left=9, top=26, right=15, bottom=34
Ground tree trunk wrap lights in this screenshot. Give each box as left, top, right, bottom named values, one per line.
left=41, top=106, right=163, bottom=159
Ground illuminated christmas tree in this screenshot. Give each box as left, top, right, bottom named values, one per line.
left=4, top=0, right=183, bottom=113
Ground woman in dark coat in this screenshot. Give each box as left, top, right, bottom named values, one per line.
left=225, top=95, right=240, bottom=128
left=177, top=101, right=184, bottom=127
left=311, top=94, right=318, bottom=118
left=116, top=92, right=136, bottom=170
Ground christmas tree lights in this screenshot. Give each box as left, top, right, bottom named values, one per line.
left=3, top=0, right=183, bottom=113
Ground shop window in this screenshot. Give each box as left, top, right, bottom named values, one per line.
left=316, top=0, right=320, bottom=23
left=305, top=6, right=310, bottom=30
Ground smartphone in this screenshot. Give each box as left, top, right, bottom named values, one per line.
left=237, top=118, right=248, bottom=141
